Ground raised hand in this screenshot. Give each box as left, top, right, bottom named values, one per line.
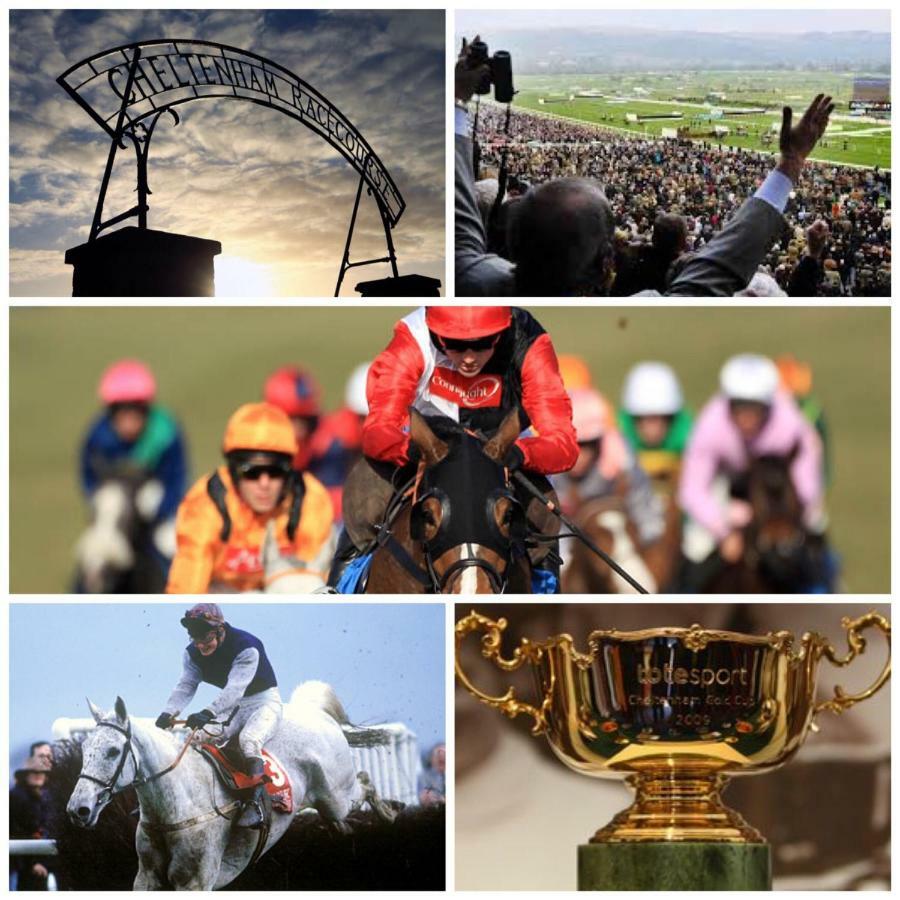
left=777, top=93, right=835, bottom=183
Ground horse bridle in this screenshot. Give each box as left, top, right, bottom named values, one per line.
left=413, top=484, right=526, bottom=594
left=77, top=712, right=236, bottom=801
left=76, top=720, right=142, bottom=802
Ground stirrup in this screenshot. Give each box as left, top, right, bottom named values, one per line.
left=237, top=795, right=265, bottom=829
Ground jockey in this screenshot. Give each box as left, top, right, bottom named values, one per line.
left=80, top=359, right=189, bottom=576
left=165, top=403, right=334, bottom=593
left=155, top=604, right=280, bottom=829
left=263, top=365, right=366, bottom=522
left=776, top=354, right=831, bottom=485
left=328, top=306, right=578, bottom=591
left=556, top=353, right=594, bottom=391
left=553, top=387, right=666, bottom=583
left=618, top=362, right=693, bottom=492
left=678, top=354, right=825, bottom=589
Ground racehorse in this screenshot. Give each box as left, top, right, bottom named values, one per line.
left=260, top=521, right=329, bottom=593
left=561, top=485, right=682, bottom=593
left=75, top=465, right=169, bottom=593
left=364, top=409, right=532, bottom=594
left=66, top=682, right=395, bottom=890
left=704, top=450, right=822, bottom=593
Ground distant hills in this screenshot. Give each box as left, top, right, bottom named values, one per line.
left=479, top=28, right=891, bottom=73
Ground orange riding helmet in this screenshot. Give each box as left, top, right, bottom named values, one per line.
left=222, top=403, right=298, bottom=457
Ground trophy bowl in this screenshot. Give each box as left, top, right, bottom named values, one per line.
left=456, top=610, right=890, bottom=844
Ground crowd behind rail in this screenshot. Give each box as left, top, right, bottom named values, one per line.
left=474, top=105, right=891, bottom=296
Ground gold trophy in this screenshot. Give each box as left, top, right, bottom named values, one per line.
left=456, top=610, right=890, bottom=890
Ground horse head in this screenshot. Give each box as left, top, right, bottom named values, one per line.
left=407, top=408, right=528, bottom=593
left=76, top=464, right=161, bottom=593
left=262, top=520, right=327, bottom=593
left=67, top=697, right=139, bottom=828
left=745, top=447, right=811, bottom=588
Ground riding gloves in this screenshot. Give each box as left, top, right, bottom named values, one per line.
left=185, top=709, right=215, bottom=730
left=504, top=445, right=525, bottom=472
left=154, top=712, right=175, bottom=730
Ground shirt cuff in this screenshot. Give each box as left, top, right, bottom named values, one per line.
left=753, top=168, right=793, bottom=213
left=455, top=106, right=470, bottom=137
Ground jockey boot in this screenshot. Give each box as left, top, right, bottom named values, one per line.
left=326, top=527, right=364, bottom=590
left=237, top=757, right=267, bottom=829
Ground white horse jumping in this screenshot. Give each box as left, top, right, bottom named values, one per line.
left=67, top=682, right=393, bottom=890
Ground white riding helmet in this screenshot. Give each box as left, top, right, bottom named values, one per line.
left=344, top=362, right=371, bottom=416
left=621, top=362, right=684, bottom=417
left=719, top=354, right=779, bottom=405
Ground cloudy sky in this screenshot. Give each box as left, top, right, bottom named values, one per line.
left=9, top=10, right=445, bottom=297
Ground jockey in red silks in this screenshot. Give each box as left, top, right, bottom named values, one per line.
left=263, top=366, right=365, bottom=523
left=328, top=306, right=578, bottom=592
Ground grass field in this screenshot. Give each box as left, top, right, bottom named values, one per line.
left=10, top=307, right=889, bottom=592
left=512, top=71, right=891, bottom=168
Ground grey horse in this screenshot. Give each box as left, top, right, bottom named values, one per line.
left=67, top=682, right=392, bottom=890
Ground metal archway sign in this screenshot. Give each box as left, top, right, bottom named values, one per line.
left=58, top=39, right=406, bottom=294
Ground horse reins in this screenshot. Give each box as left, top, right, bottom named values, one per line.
left=461, top=427, right=651, bottom=594
left=376, top=457, right=517, bottom=593
left=79, top=709, right=239, bottom=798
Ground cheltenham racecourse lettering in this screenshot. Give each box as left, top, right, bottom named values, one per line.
left=57, top=40, right=404, bottom=225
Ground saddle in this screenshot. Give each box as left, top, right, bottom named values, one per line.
left=197, top=742, right=293, bottom=814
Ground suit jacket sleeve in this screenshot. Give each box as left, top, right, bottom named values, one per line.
left=455, top=133, right=515, bottom=296
left=667, top=197, right=786, bottom=296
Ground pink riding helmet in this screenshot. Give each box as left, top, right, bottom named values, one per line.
left=98, top=359, right=157, bottom=405
left=569, top=387, right=612, bottom=443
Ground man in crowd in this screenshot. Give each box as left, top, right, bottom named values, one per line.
left=10, top=752, right=55, bottom=890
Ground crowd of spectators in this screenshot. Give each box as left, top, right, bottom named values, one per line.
left=474, top=105, right=890, bottom=296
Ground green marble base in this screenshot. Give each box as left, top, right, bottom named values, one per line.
left=578, top=842, right=772, bottom=891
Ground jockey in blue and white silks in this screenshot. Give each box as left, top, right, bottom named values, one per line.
left=154, top=604, right=282, bottom=828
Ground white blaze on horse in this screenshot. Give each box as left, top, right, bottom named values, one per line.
left=66, top=682, right=394, bottom=890
left=75, top=470, right=170, bottom=593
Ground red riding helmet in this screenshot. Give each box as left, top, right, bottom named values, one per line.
left=263, top=366, right=322, bottom=418
left=425, top=307, right=512, bottom=340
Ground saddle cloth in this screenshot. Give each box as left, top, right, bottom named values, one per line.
left=197, top=743, right=293, bottom=813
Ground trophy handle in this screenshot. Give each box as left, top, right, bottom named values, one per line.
left=815, top=612, right=891, bottom=716
left=455, top=610, right=549, bottom=734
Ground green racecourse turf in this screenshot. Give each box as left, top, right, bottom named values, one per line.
left=10, top=307, right=889, bottom=593
left=511, top=71, right=891, bottom=168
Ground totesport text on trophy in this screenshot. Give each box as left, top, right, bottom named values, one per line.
left=455, top=611, right=890, bottom=843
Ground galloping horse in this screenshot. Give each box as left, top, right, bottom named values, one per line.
left=75, top=465, right=169, bottom=593
left=67, top=682, right=394, bottom=890
left=705, top=450, right=822, bottom=593
left=561, top=484, right=681, bottom=593
left=364, top=409, right=532, bottom=594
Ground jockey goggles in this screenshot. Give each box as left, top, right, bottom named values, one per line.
left=436, top=332, right=502, bottom=353
left=234, top=460, right=292, bottom=481
left=183, top=619, right=221, bottom=640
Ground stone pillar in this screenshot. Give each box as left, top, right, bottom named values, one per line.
left=354, top=274, right=442, bottom=297
left=578, top=842, right=772, bottom=891
left=65, top=227, right=222, bottom=297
